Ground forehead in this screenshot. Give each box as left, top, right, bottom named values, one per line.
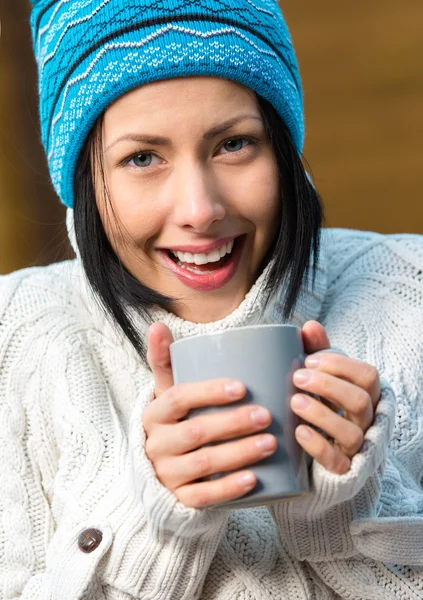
left=103, top=76, right=259, bottom=132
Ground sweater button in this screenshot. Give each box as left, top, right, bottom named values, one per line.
left=78, top=528, right=103, bottom=553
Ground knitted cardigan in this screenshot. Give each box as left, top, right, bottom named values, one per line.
left=1, top=226, right=423, bottom=600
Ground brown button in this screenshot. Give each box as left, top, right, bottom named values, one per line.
left=78, top=528, right=103, bottom=553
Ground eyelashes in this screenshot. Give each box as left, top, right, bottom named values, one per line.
left=118, top=136, right=259, bottom=170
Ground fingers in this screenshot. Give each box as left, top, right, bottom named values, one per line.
left=143, top=377, right=275, bottom=509
left=146, top=403, right=272, bottom=458
left=292, top=338, right=381, bottom=476
left=305, top=352, right=381, bottom=408
left=147, top=323, right=175, bottom=397
left=301, top=320, right=331, bottom=355
left=293, top=368, right=374, bottom=432
left=154, top=433, right=277, bottom=491
left=291, top=393, right=364, bottom=458
left=295, top=425, right=352, bottom=475
left=142, top=378, right=246, bottom=433
left=175, top=470, right=258, bottom=509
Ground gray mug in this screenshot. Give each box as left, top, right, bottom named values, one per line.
left=169, top=324, right=311, bottom=510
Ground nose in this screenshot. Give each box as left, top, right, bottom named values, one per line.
left=171, top=161, right=226, bottom=233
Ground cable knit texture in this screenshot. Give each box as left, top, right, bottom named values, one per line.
left=1, top=226, right=423, bottom=599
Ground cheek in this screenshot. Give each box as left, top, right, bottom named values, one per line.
left=232, top=159, right=279, bottom=229
left=98, top=170, right=164, bottom=249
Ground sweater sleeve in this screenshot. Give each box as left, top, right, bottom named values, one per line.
left=93, top=383, right=228, bottom=599
left=0, top=272, right=227, bottom=600
left=269, top=378, right=397, bottom=561
left=0, top=274, right=111, bottom=599
left=270, top=233, right=423, bottom=565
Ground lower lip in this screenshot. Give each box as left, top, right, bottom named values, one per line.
left=160, top=236, right=246, bottom=291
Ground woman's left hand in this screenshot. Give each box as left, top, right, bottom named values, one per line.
left=291, top=320, right=381, bottom=475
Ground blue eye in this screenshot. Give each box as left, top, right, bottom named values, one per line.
left=222, top=138, right=249, bottom=153
left=129, top=153, right=153, bottom=167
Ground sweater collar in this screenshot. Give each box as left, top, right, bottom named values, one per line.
left=66, top=208, right=328, bottom=341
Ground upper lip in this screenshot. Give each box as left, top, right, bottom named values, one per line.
left=161, top=234, right=242, bottom=254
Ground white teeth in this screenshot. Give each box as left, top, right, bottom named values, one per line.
left=176, top=250, right=191, bottom=262
left=170, top=239, right=236, bottom=265
left=194, top=253, right=208, bottom=265
left=207, top=249, right=221, bottom=263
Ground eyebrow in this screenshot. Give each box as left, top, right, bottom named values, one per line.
left=104, top=115, right=262, bottom=153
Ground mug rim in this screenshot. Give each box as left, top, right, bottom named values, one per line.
left=170, top=323, right=300, bottom=348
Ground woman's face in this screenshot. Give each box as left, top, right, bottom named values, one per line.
left=98, top=76, right=280, bottom=322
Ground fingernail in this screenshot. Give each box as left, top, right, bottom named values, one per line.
left=305, top=355, right=321, bottom=368
left=225, top=381, right=244, bottom=397
left=296, top=426, right=314, bottom=440
left=256, top=434, right=276, bottom=451
left=292, top=395, right=311, bottom=410
left=239, top=472, right=255, bottom=487
left=294, top=369, right=311, bottom=385
left=251, top=407, right=271, bottom=425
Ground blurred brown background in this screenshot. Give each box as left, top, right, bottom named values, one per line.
left=1, top=1, right=422, bottom=274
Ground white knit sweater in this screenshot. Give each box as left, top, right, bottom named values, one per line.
left=1, top=224, right=423, bottom=600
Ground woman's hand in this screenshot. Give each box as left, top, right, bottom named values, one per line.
left=291, top=320, right=381, bottom=475
left=142, top=322, right=277, bottom=509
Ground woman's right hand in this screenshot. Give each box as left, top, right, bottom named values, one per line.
left=143, top=322, right=277, bottom=509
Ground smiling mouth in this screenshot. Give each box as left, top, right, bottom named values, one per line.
left=166, top=237, right=241, bottom=274
left=161, top=234, right=246, bottom=291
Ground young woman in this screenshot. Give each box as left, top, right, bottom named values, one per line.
left=1, top=1, right=422, bottom=598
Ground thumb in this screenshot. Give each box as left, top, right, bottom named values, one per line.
left=147, top=322, right=175, bottom=398
left=301, top=320, right=331, bottom=355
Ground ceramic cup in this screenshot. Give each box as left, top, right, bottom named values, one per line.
left=170, top=324, right=311, bottom=510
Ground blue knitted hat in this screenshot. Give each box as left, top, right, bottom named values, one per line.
left=30, top=0, right=303, bottom=209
